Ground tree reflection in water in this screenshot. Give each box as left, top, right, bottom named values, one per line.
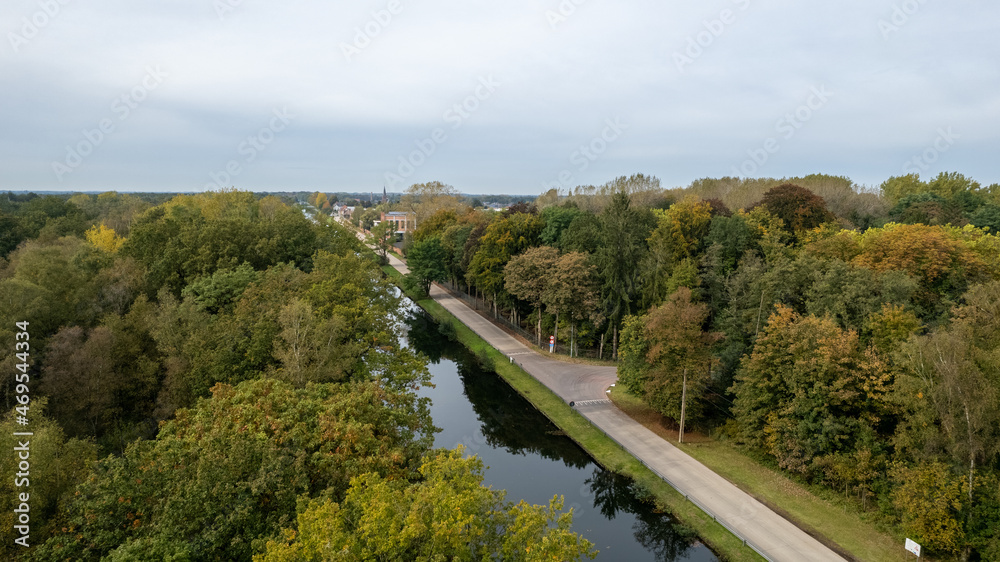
left=405, top=308, right=710, bottom=562
left=587, top=469, right=699, bottom=561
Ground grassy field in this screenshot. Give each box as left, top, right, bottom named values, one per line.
left=382, top=267, right=764, bottom=561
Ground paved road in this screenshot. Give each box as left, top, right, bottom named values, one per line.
left=385, top=251, right=844, bottom=562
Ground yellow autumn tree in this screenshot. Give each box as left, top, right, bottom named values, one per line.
left=85, top=223, right=125, bottom=253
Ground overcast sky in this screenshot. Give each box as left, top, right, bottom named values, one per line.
left=2, top=0, right=998, bottom=195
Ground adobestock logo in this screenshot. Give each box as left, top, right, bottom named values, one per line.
left=545, top=0, right=589, bottom=30
left=204, top=107, right=295, bottom=190
left=879, top=0, right=934, bottom=40
left=731, top=85, right=834, bottom=177
left=902, top=127, right=958, bottom=175
left=340, top=0, right=404, bottom=63
left=7, top=0, right=73, bottom=54
left=384, top=75, right=500, bottom=189
left=51, top=65, right=168, bottom=182
left=542, top=118, right=628, bottom=192
left=672, top=0, right=751, bottom=73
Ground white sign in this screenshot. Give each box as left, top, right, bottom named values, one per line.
left=905, top=538, right=921, bottom=557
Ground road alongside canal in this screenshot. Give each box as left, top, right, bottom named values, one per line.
left=386, top=251, right=844, bottom=562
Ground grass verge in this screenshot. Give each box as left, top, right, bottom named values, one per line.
left=384, top=269, right=763, bottom=561
left=610, top=388, right=912, bottom=562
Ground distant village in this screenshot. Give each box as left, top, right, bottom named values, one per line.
left=306, top=188, right=532, bottom=237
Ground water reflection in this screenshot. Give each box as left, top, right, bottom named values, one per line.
left=587, top=469, right=701, bottom=561
left=405, top=309, right=717, bottom=562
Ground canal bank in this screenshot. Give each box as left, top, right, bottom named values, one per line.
left=404, top=306, right=718, bottom=561
left=381, top=263, right=763, bottom=562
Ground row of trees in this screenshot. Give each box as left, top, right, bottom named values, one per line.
left=396, top=172, right=1000, bottom=559
left=0, top=190, right=595, bottom=561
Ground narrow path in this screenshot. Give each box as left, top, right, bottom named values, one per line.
left=385, top=249, right=844, bottom=562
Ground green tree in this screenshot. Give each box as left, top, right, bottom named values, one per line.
left=879, top=174, right=926, bottom=206
left=181, top=263, right=261, bottom=314
left=596, top=191, right=655, bottom=358
left=889, top=192, right=964, bottom=226
left=406, top=236, right=448, bottom=294
left=894, top=281, right=1000, bottom=524
left=505, top=246, right=559, bottom=346
left=559, top=211, right=602, bottom=254
left=543, top=251, right=600, bottom=357
left=33, top=378, right=435, bottom=562
left=38, top=305, right=161, bottom=449
left=641, top=197, right=712, bottom=308
left=467, top=212, right=544, bottom=316
left=540, top=205, right=583, bottom=247
left=616, top=314, right=649, bottom=397
left=641, top=288, right=721, bottom=432
left=0, top=237, right=96, bottom=339
left=440, top=222, right=475, bottom=286
left=0, top=400, right=98, bottom=558
left=731, top=306, right=889, bottom=476
left=891, top=462, right=967, bottom=555
left=257, top=448, right=596, bottom=562
left=122, top=191, right=320, bottom=296
left=367, top=220, right=395, bottom=263
left=412, top=208, right=458, bottom=242
left=271, top=297, right=353, bottom=388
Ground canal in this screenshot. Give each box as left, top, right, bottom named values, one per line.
left=404, top=307, right=719, bottom=561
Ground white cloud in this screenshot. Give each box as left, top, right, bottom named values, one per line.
left=1, top=0, right=998, bottom=193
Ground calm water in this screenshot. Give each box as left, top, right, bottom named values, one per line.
left=404, top=309, right=719, bottom=562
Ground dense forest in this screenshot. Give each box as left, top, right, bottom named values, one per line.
left=386, top=172, right=1000, bottom=560
left=0, top=190, right=594, bottom=561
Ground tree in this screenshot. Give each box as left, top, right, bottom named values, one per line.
left=890, top=192, right=963, bottom=226
left=540, top=205, right=583, bottom=247
left=272, top=297, right=352, bottom=387
left=641, top=288, right=721, bottom=437
left=355, top=206, right=381, bottom=231
left=0, top=400, right=98, bottom=558
left=894, top=282, right=1000, bottom=522
left=122, top=191, right=320, bottom=296
left=804, top=258, right=915, bottom=333
left=38, top=308, right=161, bottom=449
left=312, top=192, right=329, bottom=209
left=891, top=462, right=967, bottom=555
left=406, top=235, right=448, bottom=294
left=33, top=379, right=436, bottom=561
left=616, top=314, right=649, bottom=397
left=852, top=223, right=989, bottom=314
left=84, top=223, right=125, bottom=253
left=642, top=197, right=712, bottom=307
left=467, top=212, right=544, bottom=316
left=756, top=183, right=835, bottom=234
left=927, top=171, right=982, bottom=200
left=412, top=208, right=458, bottom=242
left=0, top=237, right=96, bottom=338
left=256, top=448, right=597, bottom=561
left=440, top=222, right=475, bottom=285
left=968, top=204, right=1000, bottom=234
left=703, top=212, right=758, bottom=275
left=181, top=263, right=261, bottom=314
left=367, top=220, right=394, bottom=263
left=543, top=251, right=600, bottom=357
left=731, top=306, right=889, bottom=476
left=559, top=211, right=602, bottom=254
left=596, top=191, right=655, bottom=358
left=400, top=181, right=463, bottom=228
left=880, top=174, right=926, bottom=206
left=505, top=246, right=559, bottom=346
